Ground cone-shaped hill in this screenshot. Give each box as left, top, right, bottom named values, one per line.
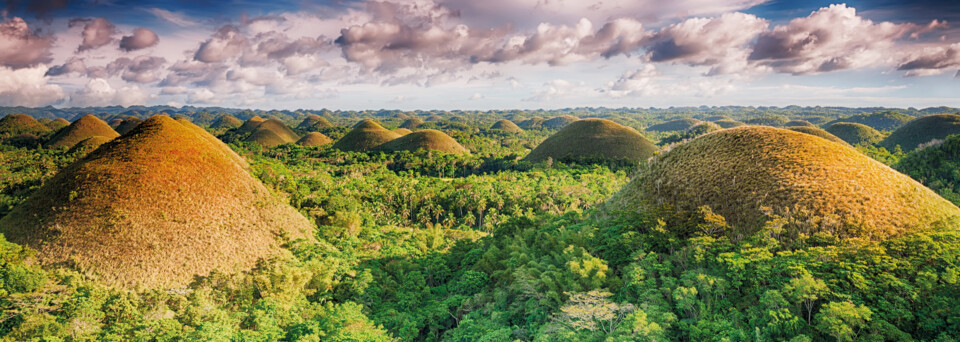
left=787, top=126, right=849, bottom=145
left=607, top=126, right=960, bottom=240
left=46, top=118, right=71, bottom=130
left=647, top=118, right=701, bottom=132
left=491, top=119, right=524, bottom=133
left=333, top=119, right=401, bottom=152
left=115, top=117, right=144, bottom=135
left=542, top=115, right=579, bottom=129
left=880, top=114, right=960, bottom=152
left=784, top=120, right=815, bottom=127
left=297, top=132, right=333, bottom=147
left=298, top=114, right=333, bottom=130
left=211, top=115, right=243, bottom=130
left=237, top=116, right=267, bottom=134
left=525, top=119, right=659, bottom=163
left=245, top=119, right=300, bottom=147
left=0, top=115, right=314, bottom=289
left=400, top=118, right=424, bottom=129
left=0, top=114, right=50, bottom=137
left=375, top=129, right=469, bottom=154
left=67, top=136, right=112, bottom=155
left=714, top=119, right=746, bottom=128
left=519, top=117, right=545, bottom=129
left=826, top=122, right=883, bottom=146
left=393, top=128, right=413, bottom=135
left=46, top=115, right=119, bottom=149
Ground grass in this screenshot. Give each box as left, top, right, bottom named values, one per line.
left=542, top=115, right=579, bottom=129
left=375, top=129, right=469, bottom=154
left=0, top=115, right=314, bottom=289
left=211, top=114, right=243, bottom=129
left=519, top=117, right=545, bottom=129
left=525, top=119, right=659, bottom=162
left=237, top=116, right=267, bottom=134
left=115, top=117, right=144, bottom=135
left=827, top=111, right=914, bottom=131
left=784, top=120, right=815, bottom=127
left=825, top=122, right=884, bottom=146
left=67, top=136, right=113, bottom=155
left=714, top=119, right=746, bottom=128
left=393, top=128, right=413, bottom=135
left=297, top=114, right=333, bottom=130
left=786, top=126, right=849, bottom=145
left=0, top=114, right=50, bottom=137
left=400, top=118, right=424, bottom=129
left=332, top=119, right=402, bottom=152
left=647, top=118, right=701, bottom=132
left=607, top=126, right=960, bottom=240
left=245, top=119, right=300, bottom=147
left=46, top=115, right=120, bottom=149
left=491, top=119, right=524, bottom=133
left=297, top=132, right=333, bottom=146
left=880, top=114, right=960, bottom=152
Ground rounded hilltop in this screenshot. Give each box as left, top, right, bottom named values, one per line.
left=714, top=119, right=745, bottom=128
left=825, top=122, right=883, bottom=146
left=525, top=119, right=659, bottom=163
left=647, top=118, right=701, bottom=132
left=333, top=119, right=401, bottom=152
left=67, top=136, right=112, bottom=155
left=46, top=118, right=71, bottom=130
left=245, top=119, right=300, bottom=147
left=880, top=114, right=960, bottom=152
left=786, top=126, right=849, bottom=145
left=400, top=118, right=424, bottom=129
left=490, top=119, right=523, bottom=133
left=784, top=120, right=815, bottom=127
left=393, top=128, right=413, bottom=135
left=542, top=115, right=578, bottom=129
left=211, top=114, right=243, bottom=130
left=298, top=114, right=333, bottom=130
left=114, top=117, right=144, bottom=135
left=0, top=114, right=50, bottom=137
left=0, top=115, right=314, bottom=289
left=608, top=126, right=960, bottom=240
left=46, top=114, right=119, bottom=149
left=237, top=116, right=268, bottom=134
left=375, top=129, right=469, bottom=154
left=297, top=132, right=333, bottom=147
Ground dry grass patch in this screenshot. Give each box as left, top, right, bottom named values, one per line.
left=375, top=129, right=469, bottom=154
left=525, top=119, right=659, bottom=163
left=825, top=122, right=883, bottom=146
left=297, top=132, right=333, bottom=147
left=0, top=114, right=50, bottom=137
left=491, top=119, right=524, bottom=133
left=333, top=119, right=401, bottom=152
left=46, top=115, right=119, bottom=149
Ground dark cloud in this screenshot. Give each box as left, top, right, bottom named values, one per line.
left=0, top=17, right=54, bottom=68
left=194, top=25, right=247, bottom=63
left=119, top=27, right=159, bottom=51
left=45, top=56, right=86, bottom=76
left=4, top=0, right=68, bottom=21
left=897, top=43, right=960, bottom=75
left=70, top=17, right=116, bottom=52
left=106, top=56, right=167, bottom=83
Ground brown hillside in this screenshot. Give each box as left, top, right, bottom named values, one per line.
left=211, top=115, right=243, bottom=129
left=297, top=114, right=333, bottom=130
left=67, top=136, right=112, bottom=155
left=608, top=126, right=960, bottom=240
left=237, top=116, right=267, bottom=134
left=375, top=129, right=469, bottom=154
left=714, top=119, right=746, bottom=128
left=0, top=115, right=313, bottom=289
left=245, top=119, right=300, bottom=147
left=393, top=128, right=413, bottom=135
left=46, top=115, right=120, bottom=149
left=400, top=118, right=424, bottom=129
left=46, top=118, right=71, bottom=130
left=786, top=126, right=849, bottom=145
left=297, top=132, right=333, bottom=147
left=491, top=119, right=524, bottom=133
left=333, top=119, right=401, bottom=152
left=115, top=117, right=144, bottom=135
left=525, top=119, right=659, bottom=163
left=0, top=114, right=50, bottom=137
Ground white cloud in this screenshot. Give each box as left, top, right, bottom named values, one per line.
left=147, top=8, right=200, bottom=27
left=0, top=17, right=54, bottom=68
left=0, top=66, right=64, bottom=106
left=70, top=78, right=148, bottom=107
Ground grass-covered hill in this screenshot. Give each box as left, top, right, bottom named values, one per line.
left=825, top=122, right=884, bottom=146
left=245, top=119, right=300, bottom=147
left=490, top=119, right=523, bottom=133
left=45, top=117, right=71, bottom=130
left=333, top=119, right=401, bottom=152
left=714, top=119, right=746, bottom=128
left=827, top=111, right=915, bottom=131
left=400, top=118, right=425, bottom=129
left=237, top=115, right=268, bottom=134
left=542, top=115, right=579, bottom=129
left=211, top=114, right=243, bottom=130
left=784, top=120, right=815, bottom=127
left=375, top=129, right=469, bottom=154
left=787, top=126, right=849, bottom=145
left=0, top=115, right=314, bottom=289
left=67, top=135, right=112, bottom=155
left=45, top=114, right=119, bottom=149
left=297, top=114, right=333, bottom=130
left=896, top=134, right=960, bottom=205
left=296, top=132, right=333, bottom=147
left=0, top=114, right=50, bottom=137
left=646, top=118, right=701, bottom=132
left=526, top=118, right=659, bottom=162
left=744, top=115, right=789, bottom=126
left=393, top=128, right=413, bottom=135
left=608, top=126, right=960, bottom=239
left=114, top=117, right=144, bottom=135
left=519, top=117, right=545, bottom=129
left=880, top=114, right=960, bottom=152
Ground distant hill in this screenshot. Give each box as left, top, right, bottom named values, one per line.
left=297, top=132, right=333, bottom=147
left=245, top=119, right=300, bottom=147
left=542, top=115, right=579, bottom=129
left=393, top=128, right=413, bottom=135
left=67, top=136, right=112, bottom=155
left=115, top=117, right=144, bottom=135
left=490, top=119, right=523, bottom=133
left=400, top=118, right=424, bottom=129
left=526, top=119, right=659, bottom=162
left=0, top=115, right=313, bottom=289
left=880, top=114, right=960, bottom=152
left=375, top=129, right=469, bottom=154
left=298, top=114, right=333, bottom=130
left=237, top=116, right=267, bottom=134
left=333, top=119, right=401, bottom=152
left=744, top=116, right=789, bottom=126
left=46, top=118, right=70, bottom=130
left=608, top=126, right=960, bottom=239
left=825, top=122, right=884, bottom=146
left=786, top=126, right=849, bottom=145
left=211, top=114, right=243, bottom=130
left=46, top=115, right=119, bottom=149
left=0, top=114, right=50, bottom=137
left=714, top=119, right=746, bottom=128
left=896, top=134, right=960, bottom=205
left=784, top=120, right=815, bottom=127
left=647, top=118, right=701, bottom=132
left=827, top=111, right=915, bottom=131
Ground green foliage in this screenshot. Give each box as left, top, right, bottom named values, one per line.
left=896, top=134, right=960, bottom=206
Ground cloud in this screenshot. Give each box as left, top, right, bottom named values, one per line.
left=645, top=12, right=767, bottom=75
left=45, top=57, right=87, bottom=76
left=0, top=65, right=64, bottom=106
left=147, top=8, right=200, bottom=27
left=106, top=56, right=168, bottom=83
left=748, top=4, right=913, bottom=74
left=71, top=17, right=117, bottom=52
left=120, top=28, right=160, bottom=51
left=897, top=43, right=960, bottom=76
left=194, top=25, right=248, bottom=63
left=4, top=0, right=68, bottom=20
left=601, top=66, right=737, bottom=98
left=70, top=78, right=148, bottom=106
left=0, top=17, right=54, bottom=68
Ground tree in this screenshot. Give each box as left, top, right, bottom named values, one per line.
left=555, top=290, right=635, bottom=335
left=784, top=274, right=828, bottom=324
left=815, top=301, right=872, bottom=342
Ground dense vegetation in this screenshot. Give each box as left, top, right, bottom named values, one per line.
left=0, top=106, right=958, bottom=341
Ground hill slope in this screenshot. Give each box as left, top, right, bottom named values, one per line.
left=211, top=115, right=243, bottom=130
left=825, top=122, right=884, bottom=145
left=526, top=119, right=659, bottom=162
left=0, top=114, right=50, bottom=137
left=827, top=111, right=914, bottom=131
left=375, top=129, right=469, bottom=154
left=245, top=119, right=300, bottom=147
left=490, top=119, right=523, bottom=133
left=46, top=115, right=120, bottom=149
left=608, top=126, right=960, bottom=239
left=0, top=115, right=313, bottom=289
left=332, top=119, right=401, bottom=152
left=786, top=126, right=849, bottom=145
left=297, top=114, right=333, bottom=130
left=647, top=118, right=701, bottom=132
left=880, top=114, right=960, bottom=152
left=542, top=115, right=578, bottom=129
left=297, top=132, right=333, bottom=147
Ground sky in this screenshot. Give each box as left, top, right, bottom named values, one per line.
left=0, top=0, right=957, bottom=110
